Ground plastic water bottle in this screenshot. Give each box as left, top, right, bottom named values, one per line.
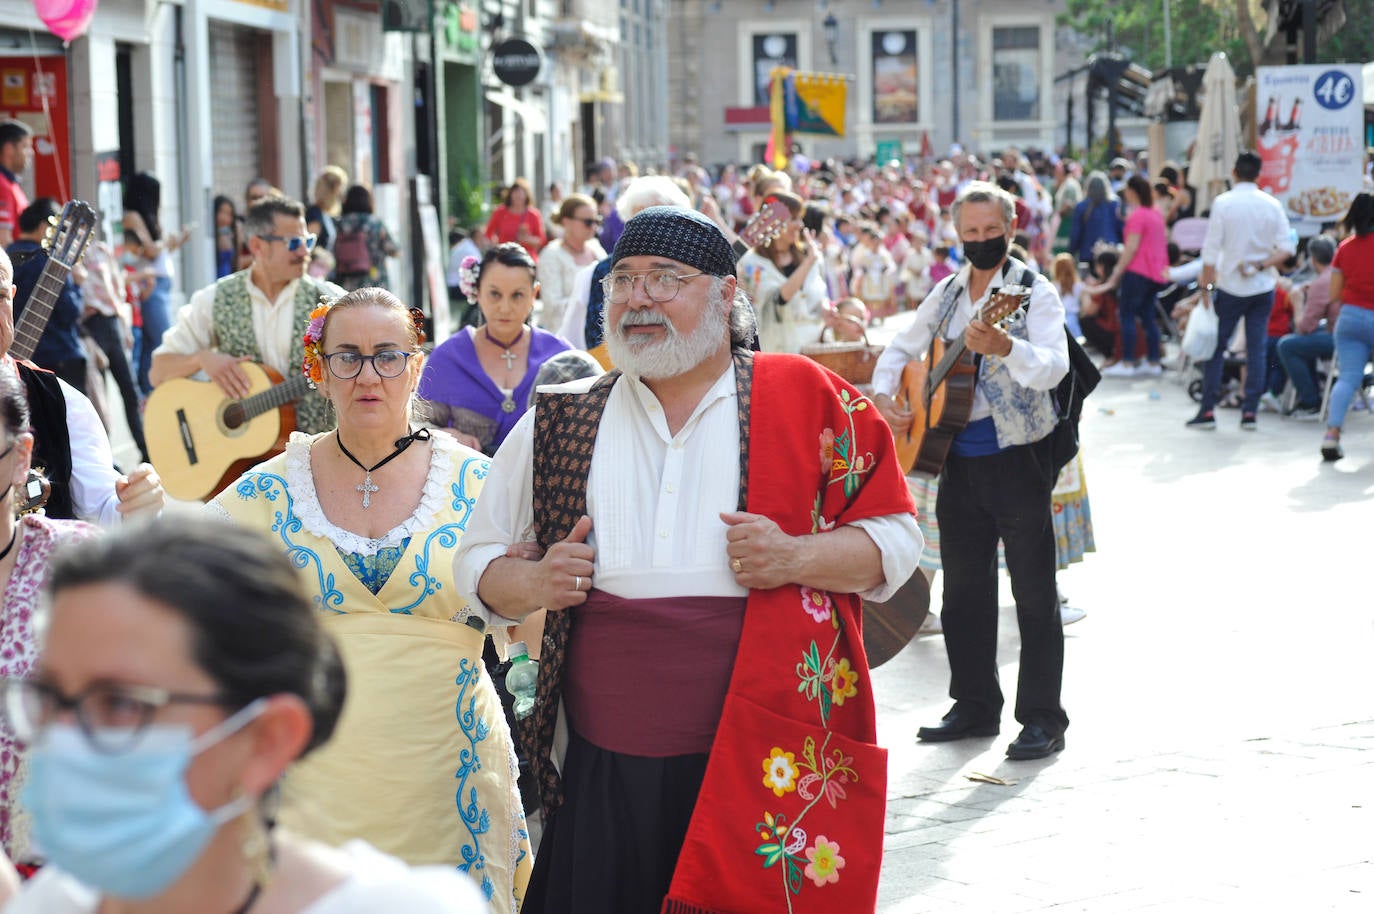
left=506, top=641, right=539, bottom=720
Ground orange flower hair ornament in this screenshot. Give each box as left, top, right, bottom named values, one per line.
left=301, top=298, right=334, bottom=389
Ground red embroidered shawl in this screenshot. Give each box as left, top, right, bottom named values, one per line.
left=662, top=354, right=916, bottom=913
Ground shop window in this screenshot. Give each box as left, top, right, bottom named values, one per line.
left=751, top=33, right=797, bottom=107
left=992, top=26, right=1040, bottom=122
left=871, top=30, right=918, bottom=124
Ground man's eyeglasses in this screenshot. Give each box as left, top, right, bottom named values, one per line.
left=323, top=350, right=414, bottom=380
left=601, top=269, right=705, bottom=305
left=258, top=233, right=318, bottom=253
left=1, top=678, right=236, bottom=754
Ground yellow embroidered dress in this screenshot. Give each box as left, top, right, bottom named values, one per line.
left=209, top=432, right=530, bottom=913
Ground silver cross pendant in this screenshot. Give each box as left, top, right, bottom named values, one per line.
left=499, top=348, right=517, bottom=370
left=357, top=473, right=380, bottom=509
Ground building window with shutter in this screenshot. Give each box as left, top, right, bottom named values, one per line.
left=992, top=26, right=1040, bottom=122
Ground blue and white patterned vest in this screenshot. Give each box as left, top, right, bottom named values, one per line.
left=936, top=259, right=1059, bottom=450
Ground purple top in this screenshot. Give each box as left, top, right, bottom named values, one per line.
left=565, top=590, right=747, bottom=757
left=418, top=325, right=571, bottom=452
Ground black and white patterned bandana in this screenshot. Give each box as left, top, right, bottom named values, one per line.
left=609, top=205, right=737, bottom=277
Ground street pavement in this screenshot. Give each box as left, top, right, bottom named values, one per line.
left=99, top=311, right=1373, bottom=910
left=867, top=311, right=1374, bottom=911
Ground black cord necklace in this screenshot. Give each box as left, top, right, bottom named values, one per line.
left=0, top=524, right=17, bottom=563
left=335, top=428, right=431, bottom=509
left=483, top=325, right=524, bottom=371
left=230, top=880, right=262, bottom=914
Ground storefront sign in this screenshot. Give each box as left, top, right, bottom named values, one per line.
left=1256, top=64, right=1364, bottom=232
left=492, top=38, right=542, bottom=88
left=0, top=56, right=69, bottom=203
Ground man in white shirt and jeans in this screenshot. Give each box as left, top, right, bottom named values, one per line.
left=1188, top=152, right=1296, bottom=430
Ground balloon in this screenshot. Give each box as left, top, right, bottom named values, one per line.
left=32, top=0, right=97, bottom=43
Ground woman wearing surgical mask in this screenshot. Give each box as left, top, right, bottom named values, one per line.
left=1, top=517, right=486, bottom=913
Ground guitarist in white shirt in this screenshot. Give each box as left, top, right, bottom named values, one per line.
left=871, top=181, right=1071, bottom=762
left=0, top=250, right=164, bottom=524
left=149, top=197, right=341, bottom=435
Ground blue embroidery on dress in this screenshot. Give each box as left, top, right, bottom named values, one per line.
left=337, top=540, right=411, bottom=595
left=453, top=657, right=494, bottom=900
left=234, top=474, right=346, bottom=612
left=392, top=456, right=490, bottom=615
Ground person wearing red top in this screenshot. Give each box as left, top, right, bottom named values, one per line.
left=484, top=178, right=546, bottom=260
left=0, top=121, right=33, bottom=248
left=1322, top=194, right=1374, bottom=460
left=1259, top=281, right=1294, bottom=411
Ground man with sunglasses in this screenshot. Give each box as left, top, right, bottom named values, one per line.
left=457, top=206, right=921, bottom=912
left=150, top=196, right=341, bottom=435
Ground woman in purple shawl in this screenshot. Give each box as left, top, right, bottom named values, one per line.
left=419, top=243, right=571, bottom=453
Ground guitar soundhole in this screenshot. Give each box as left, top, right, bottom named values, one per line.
left=223, top=403, right=247, bottom=430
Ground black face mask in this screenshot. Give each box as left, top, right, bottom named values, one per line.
left=962, top=235, right=1009, bottom=271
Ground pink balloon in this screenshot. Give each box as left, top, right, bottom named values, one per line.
left=32, top=0, right=97, bottom=43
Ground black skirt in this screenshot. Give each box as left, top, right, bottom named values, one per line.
left=523, top=730, right=709, bottom=914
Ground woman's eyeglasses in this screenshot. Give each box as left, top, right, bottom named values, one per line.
left=570, top=217, right=602, bottom=229
left=323, top=350, right=414, bottom=380
left=1, top=678, right=235, bottom=754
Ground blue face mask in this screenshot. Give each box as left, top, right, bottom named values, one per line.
left=22, top=699, right=267, bottom=899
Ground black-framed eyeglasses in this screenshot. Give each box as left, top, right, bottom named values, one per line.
left=570, top=217, right=602, bottom=228
left=323, top=350, right=414, bottom=380
left=1, top=678, right=236, bottom=754
left=258, top=233, right=318, bottom=253
left=601, top=269, right=705, bottom=305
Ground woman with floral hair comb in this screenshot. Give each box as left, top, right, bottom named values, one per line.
left=208, top=287, right=531, bottom=912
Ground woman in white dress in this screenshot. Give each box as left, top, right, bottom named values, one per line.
left=735, top=190, right=828, bottom=353
left=535, top=194, right=606, bottom=332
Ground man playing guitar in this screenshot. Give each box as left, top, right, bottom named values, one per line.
left=871, top=181, right=1071, bottom=762
left=149, top=196, right=341, bottom=435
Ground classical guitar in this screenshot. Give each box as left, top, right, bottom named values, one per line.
left=10, top=200, right=98, bottom=362
left=894, top=284, right=1030, bottom=476
left=145, top=364, right=312, bottom=502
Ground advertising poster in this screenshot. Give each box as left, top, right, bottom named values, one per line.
left=0, top=56, right=69, bottom=203
left=871, top=30, right=917, bottom=124
left=1256, top=64, right=1364, bottom=233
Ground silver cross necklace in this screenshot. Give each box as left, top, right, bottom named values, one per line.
left=483, top=325, right=525, bottom=413
left=335, top=428, right=431, bottom=508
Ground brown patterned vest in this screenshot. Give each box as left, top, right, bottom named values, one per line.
left=518, top=350, right=755, bottom=817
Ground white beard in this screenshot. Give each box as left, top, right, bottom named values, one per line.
left=603, top=292, right=728, bottom=380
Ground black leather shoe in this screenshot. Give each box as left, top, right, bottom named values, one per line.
left=1005, top=725, right=1065, bottom=760
left=917, top=710, right=1000, bottom=742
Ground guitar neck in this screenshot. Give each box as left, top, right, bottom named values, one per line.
left=237, top=374, right=312, bottom=421
left=928, top=337, right=969, bottom=391
left=10, top=258, right=73, bottom=362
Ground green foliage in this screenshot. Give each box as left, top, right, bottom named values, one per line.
left=1061, top=0, right=1374, bottom=77
left=1060, top=0, right=1248, bottom=75
left=450, top=174, right=497, bottom=229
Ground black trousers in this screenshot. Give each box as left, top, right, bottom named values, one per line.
left=524, top=730, right=707, bottom=914
left=936, top=434, right=1068, bottom=736
left=84, top=313, right=149, bottom=463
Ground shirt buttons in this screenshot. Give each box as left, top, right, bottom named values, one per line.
left=672, top=440, right=683, bottom=450
left=647, top=402, right=660, bottom=411
left=658, top=530, right=669, bottom=539
left=665, top=484, right=676, bottom=494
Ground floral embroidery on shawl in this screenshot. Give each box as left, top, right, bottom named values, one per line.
left=454, top=657, right=495, bottom=901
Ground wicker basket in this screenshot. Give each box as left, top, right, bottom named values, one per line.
left=799, top=319, right=884, bottom=386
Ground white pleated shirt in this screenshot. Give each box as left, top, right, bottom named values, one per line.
left=454, top=363, right=922, bottom=617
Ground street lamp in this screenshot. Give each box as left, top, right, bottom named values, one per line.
left=823, top=12, right=839, bottom=65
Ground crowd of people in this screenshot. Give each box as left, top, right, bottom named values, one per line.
left=0, top=123, right=1369, bottom=913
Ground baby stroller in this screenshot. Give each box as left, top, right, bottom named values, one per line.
left=1185, top=346, right=1246, bottom=405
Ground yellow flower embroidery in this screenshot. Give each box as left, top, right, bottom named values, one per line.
left=830, top=658, right=859, bottom=707
left=761, top=747, right=799, bottom=797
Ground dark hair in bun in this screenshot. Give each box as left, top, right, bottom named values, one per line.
left=48, top=516, right=347, bottom=756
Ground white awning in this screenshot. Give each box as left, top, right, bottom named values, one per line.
left=484, top=89, right=546, bottom=126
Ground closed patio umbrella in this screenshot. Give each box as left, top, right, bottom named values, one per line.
left=1189, top=52, right=1241, bottom=214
